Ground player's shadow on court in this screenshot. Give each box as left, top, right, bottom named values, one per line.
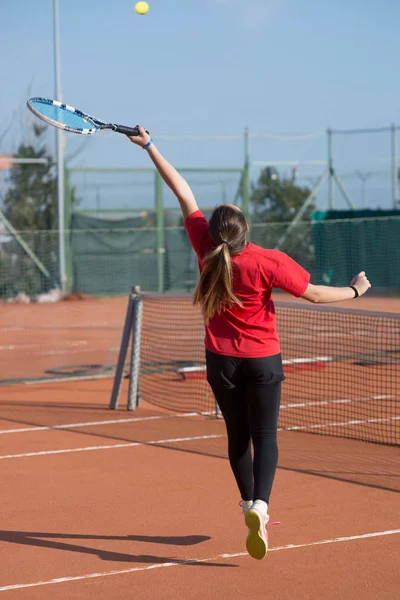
left=0, top=530, right=236, bottom=567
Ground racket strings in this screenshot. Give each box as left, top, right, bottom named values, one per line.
left=30, top=101, right=95, bottom=132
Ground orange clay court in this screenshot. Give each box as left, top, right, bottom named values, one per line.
left=0, top=292, right=399, bottom=599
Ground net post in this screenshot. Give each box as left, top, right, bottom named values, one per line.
left=109, top=290, right=136, bottom=409
left=128, top=286, right=143, bottom=410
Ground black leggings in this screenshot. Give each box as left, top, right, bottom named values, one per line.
left=206, top=350, right=284, bottom=505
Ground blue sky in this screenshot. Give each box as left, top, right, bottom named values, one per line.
left=1, top=0, right=399, bottom=210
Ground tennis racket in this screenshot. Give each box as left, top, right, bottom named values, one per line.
left=27, top=97, right=146, bottom=137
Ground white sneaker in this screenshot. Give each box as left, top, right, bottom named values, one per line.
left=240, top=500, right=253, bottom=536
left=240, top=500, right=253, bottom=515
left=245, top=500, right=269, bottom=560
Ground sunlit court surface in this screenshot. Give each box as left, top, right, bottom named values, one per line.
left=0, top=293, right=399, bottom=599
left=1, top=0, right=400, bottom=597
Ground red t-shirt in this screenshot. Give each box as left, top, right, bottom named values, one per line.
left=184, top=210, right=310, bottom=358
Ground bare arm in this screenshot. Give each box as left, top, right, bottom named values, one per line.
left=302, top=271, right=371, bottom=303
left=126, top=127, right=198, bottom=219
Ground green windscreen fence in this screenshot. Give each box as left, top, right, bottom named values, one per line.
left=70, top=212, right=318, bottom=296
left=70, top=211, right=198, bottom=294
left=312, top=211, right=400, bottom=290
left=71, top=212, right=157, bottom=294
left=1, top=210, right=399, bottom=299
left=0, top=230, right=59, bottom=299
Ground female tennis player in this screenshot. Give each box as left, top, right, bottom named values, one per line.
left=127, top=128, right=371, bottom=560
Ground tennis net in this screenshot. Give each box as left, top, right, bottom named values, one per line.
left=136, top=293, right=400, bottom=446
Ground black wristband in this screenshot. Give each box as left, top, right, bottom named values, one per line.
left=350, top=285, right=359, bottom=298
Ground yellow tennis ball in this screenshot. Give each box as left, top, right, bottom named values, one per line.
left=135, top=1, right=149, bottom=15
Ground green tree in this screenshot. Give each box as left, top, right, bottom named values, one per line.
left=0, top=124, right=77, bottom=297
left=251, top=167, right=313, bottom=220
left=250, top=167, right=315, bottom=273
left=3, top=124, right=59, bottom=230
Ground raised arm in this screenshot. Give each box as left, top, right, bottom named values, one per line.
left=301, top=271, right=371, bottom=303
left=127, top=127, right=198, bottom=219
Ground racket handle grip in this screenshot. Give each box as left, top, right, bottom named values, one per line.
left=113, top=124, right=149, bottom=136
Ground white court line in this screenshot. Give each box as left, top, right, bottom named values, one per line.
left=284, top=415, right=400, bottom=432
left=179, top=357, right=332, bottom=375
left=0, top=434, right=223, bottom=461
left=0, top=341, right=88, bottom=351
left=0, top=411, right=214, bottom=436
left=1, top=346, right=119, bottom=358
left=0, top=528, right=398, bottom=593
left=1, top=397, right=397, bottom=437
left=281, top=394, right=393, bottom=410
left=23, top=373, right=115, bottom=384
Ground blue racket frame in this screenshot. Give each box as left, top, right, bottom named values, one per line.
left=27, top=97, right=142, bottom=136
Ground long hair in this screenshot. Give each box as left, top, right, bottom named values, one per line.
left=193, top=205, right=248, bottom=324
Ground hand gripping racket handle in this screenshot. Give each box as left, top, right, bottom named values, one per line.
left=112, top=124, right=149, bottom=136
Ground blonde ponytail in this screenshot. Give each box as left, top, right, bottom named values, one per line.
left=193, top=242, right=243, bottom=324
